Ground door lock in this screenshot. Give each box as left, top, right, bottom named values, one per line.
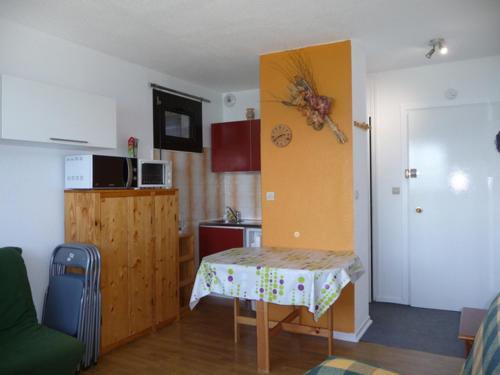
left=405, top=168, right=418, bottom=178
left=416, top=207, right=423, bottom=213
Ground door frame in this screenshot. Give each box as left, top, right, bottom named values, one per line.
left=400, top=97, right=500, bottom=306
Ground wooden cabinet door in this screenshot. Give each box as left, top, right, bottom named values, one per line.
left=64, top=192, right=100, bottom=244
left=154, top=193, right=179, bottom=325
left=99, top=195, right=130, bottom=350
left=127, top=195, right=154, bottom=335
left=199, top=226, right=245, bottom=259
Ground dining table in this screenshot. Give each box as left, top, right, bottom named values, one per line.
left=190, top=247, right=364, bottom=373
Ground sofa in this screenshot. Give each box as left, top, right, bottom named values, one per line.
left=0, top=247, right=84, bottom=375
left=305, top=293, right=500, bottom=375
left=461, top=292, right=500, bottom=374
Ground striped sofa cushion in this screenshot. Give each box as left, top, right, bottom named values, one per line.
left=462, top=293, right=500, bottom=375
left=305, top=356, right=398, bottom=375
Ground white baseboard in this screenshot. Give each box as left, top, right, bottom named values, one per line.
left=374, top=295, right=407, bottom=305
left=333, top=316, right=372, bottom=343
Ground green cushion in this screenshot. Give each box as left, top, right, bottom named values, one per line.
left=0, top=325, right=85, bottom=375
left=305, top=356, right=398, bottom=375
left=0, top=247, right=84, bottom=375
left=0, top=247, right=38, bottom=337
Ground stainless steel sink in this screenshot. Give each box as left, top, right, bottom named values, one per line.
left=210, top=219, right=239, bottom=224
left=202, top=219, right=261, bottom=227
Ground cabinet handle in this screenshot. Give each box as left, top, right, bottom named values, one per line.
left=49, top=137, right=89, bottom=144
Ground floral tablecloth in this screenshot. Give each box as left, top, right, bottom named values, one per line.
left=190, top=247, right=364, bottom=320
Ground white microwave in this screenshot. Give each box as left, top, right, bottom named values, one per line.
left=138, top=159, right=172, bottom=189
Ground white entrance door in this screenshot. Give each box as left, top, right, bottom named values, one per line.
left=407, top=101, right=500, bottom=311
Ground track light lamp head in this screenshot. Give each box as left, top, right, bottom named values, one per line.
left=426, top=38, right=447, bottom=59
left=425, top=46, right=435, bottom=59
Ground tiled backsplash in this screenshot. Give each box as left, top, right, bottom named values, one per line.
left=154, top=148, right=224, bottom=233
left=224, top=172, right=261, bottom=220
left=154, top=148, right=261, bottom=262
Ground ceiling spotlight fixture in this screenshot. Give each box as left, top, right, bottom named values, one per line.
left=425, top=38, right=447, bottom=59
left=439, top=43, right=448, bottom=55
left=425, top=46, right=435, bottom=59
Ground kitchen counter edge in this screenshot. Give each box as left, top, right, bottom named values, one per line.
left=199, top=220, right=262, bottom=229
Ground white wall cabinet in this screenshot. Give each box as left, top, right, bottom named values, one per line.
left=1, top=75, right=116, bottom=148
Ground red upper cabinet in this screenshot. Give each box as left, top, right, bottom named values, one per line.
left=250, top=120, right=261, bottom=170
left=211, top=120, right=260, bottom=172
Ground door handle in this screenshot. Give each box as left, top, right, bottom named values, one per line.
left=405, top=168, right=418, bottom=178
left=50, top=137, right=89, bottom=144
left=416, top=207, right=423, bottom=213
left=125, top=158, right=133, bottom=188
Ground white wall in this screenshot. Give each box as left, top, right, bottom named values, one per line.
left=222, top=89, right=260, bottom=122
left=370, top=55, right=500, bottom=306
left=351, top=41, right=371, bottom=338
left=0, top=18, right=222, bottom=318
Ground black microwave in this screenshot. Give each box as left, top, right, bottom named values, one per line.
left=65, top=155, right=138, bottom=189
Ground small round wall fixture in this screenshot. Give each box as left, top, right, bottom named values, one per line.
left=271, top=124, right=292, bottom=148
left=445, top=88, right=458, bottom=100
left=223, top=93, right=236, bottom=107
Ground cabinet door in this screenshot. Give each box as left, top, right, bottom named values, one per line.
left=199, top=226, right=244, bottom=259
left=250, top=120, right=261, bottom=171
left=64, top=192, right=100, bottom=244
left=100, top=196, right=130, bottom=350
left=127, top=195, right=154, bottom=335
left=211, top=121, right=252, bottom=172
left=154, top=193, right=179, bottom=325
left=1, top=74, right=116, bottom=148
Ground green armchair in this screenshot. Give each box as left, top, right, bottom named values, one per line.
left=0, top=247, right=84, bottom=375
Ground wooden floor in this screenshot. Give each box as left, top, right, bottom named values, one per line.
left=87, top=297, right=464, bottom=375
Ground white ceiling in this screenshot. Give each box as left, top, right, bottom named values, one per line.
left=1, top=0, right=499, bottom=92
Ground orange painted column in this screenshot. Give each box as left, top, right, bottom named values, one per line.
left=260, top=40, right=355, bottom=332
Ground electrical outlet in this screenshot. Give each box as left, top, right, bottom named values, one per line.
left=266, top=192, right=275, bottom=201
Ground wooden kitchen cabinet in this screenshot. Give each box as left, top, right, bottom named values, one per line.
left=211, top=120, right=260, bottom=172
left=199, top=225, right=244, bottom=259
left=64, top=189, right=179, bottom=353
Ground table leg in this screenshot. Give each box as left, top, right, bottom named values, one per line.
left=464, top=340, right=473, bottom=358
left=327, top=305, right=334, bottom=356
left=234, top=298, right=240, bottom=343
left=256, top=300, right=270, bottom=373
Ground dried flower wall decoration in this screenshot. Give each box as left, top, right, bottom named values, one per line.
left=276, top=53, right=347, bottom=144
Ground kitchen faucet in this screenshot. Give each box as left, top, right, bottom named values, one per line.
left=226, top=206, right=241, bottom=223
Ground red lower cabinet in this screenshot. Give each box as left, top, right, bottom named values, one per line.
left=199, top=226, right=244, bottom=259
